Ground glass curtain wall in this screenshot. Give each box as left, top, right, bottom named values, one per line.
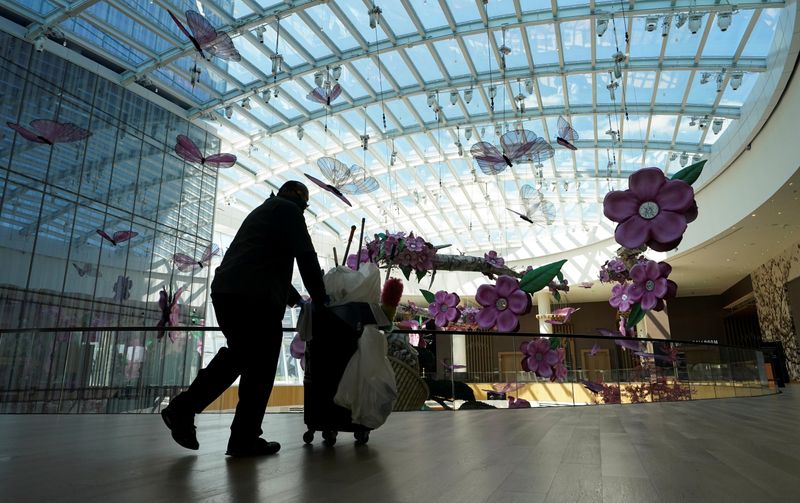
left=0, top=32, right=218, bottom=409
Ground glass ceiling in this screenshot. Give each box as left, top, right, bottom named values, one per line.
left=2, top=0, right=789, bottom=258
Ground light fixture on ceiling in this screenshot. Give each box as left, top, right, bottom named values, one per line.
left=606, top=128, right=619, bottom=144
left=270, top=54, right=283, bottom=75
left=662, top=17, right=671, bottom=37
left=606, top=159, right=615, bottom=171
left=606, top=80, right=619, bottom=101
left=427, top=91, right=436, bottom=107
left=675, top=13, right=688, bottom=28
left=241, top=97, right=251, bottom=110
left=688, top=13, right=703, bottom=34
left=712, top=118, right=724, bottom=134
left=255, top=26, right=265, bottom=44
left=499, top=44, right=511, bottom=57
left=463, top=87, right=473, bottom=104
left=534, top=164, right=544, bottom=179
left=689, top=116, right=697, bottom=126
left=368, top=5, right=382, bottom=29
left=332, top=66, right=342, bottom=81
left=729, top=71, right=743, bottom=90
left=717, top=12, right=732, bottom=32
left=494, top=123, right=502, bottom=137
left=698, top=116, right=709, bottom=130
left=273, top=87, right=280, bottom=98
left=679, top=152, right=689, bottom=167
left=488, top=86, right=497, bottom=99
left=700, top=72, right=711, bottom=84
left=262, top=89, right=271, bottom=102
left=596, top=15, right=609, bottom=37
left=645, top=16, right=659, bottom=32
left=297, top=126, right=304, bottom=141
left=515, top=93, right=526, bottom=113
left=456, top=141, right=463, bottom=156
left=670, top=152, right=678, bottom=161
left=314, top=71, right=324, bottom=87
left=525, top=79, right=534, bottom=95
left=612, top=51, right=625, bottom=79
left=190, top=64, right=201, bottom=87
left=450, top=91, right=458, bottom=106
left=692, top=155, right=702, bottom=164
left=34, top=35, right=45, bottom=52
left=716, top=72, right=725, bottom=93
left=361, top=134, right=369, bottom=150
left=464, top=127, right=472, bottom=140
left=390, top=150, right=397, bottom=166
left=224, top=106, right=233, bottom=119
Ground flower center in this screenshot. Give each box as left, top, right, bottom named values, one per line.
left=621, top=294, right=628, bottom=301
left=535, top=353, right=543, bottom=362
left=638, top=201, right=660, bottom=220
left=495, top=298, right=508, bottom=311
left=645, top=280, right=655, bottom=291
left=439, top=304, right=449, bottom=313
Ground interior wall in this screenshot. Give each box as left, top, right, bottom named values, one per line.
left=665, top=296, right=725, bottom=343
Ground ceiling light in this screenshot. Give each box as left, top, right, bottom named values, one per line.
left=297, top=126, right=304, bottom=141
left=262, top=89, right=271, bottom=102
left=689, top=116, right=697, bottom=126
left=645, top=16, right=659, bottom=32
left=596, top=16, right=609, bottom=37
left=716, top=73, right=725, bottom=93
left=270, top=54, right=283, bottom=75
left=368, top=6, right=382, bottom=29
left=241, top=97, right=251, bottom=110
left=464, top=87, right=473, bottom=104
left=524, top=79, right=533, bottom=95
left=34, top=35, right=45, bottom=52
left=675, top=13, right=688, bottom=28
left=273, top=87, right=279, bottom=98
left=314, top=71, right=324, bottom=87
left=670, top=152, right=678, bottom=161
left=730, top=71, right=743, bottom=90
left=692, top=155, right=702, bottom=164
left=698, top=117, right=709, bottom=130
left=515, top=93, right=526, bottom=113
left=224, top=106, right=233, bottom=119
left=662, top=17, right=671, bottom=37
left=390, top=150, right=397, bottom=166
left=717, top=12, right=732, bottom=32
left=606, top=81, right=618, bottom=101
left=427, top=91, right=436, bottom=107
left=456, top=141, right=463, bottom=156
left=488, top=86, right=497, bottom=99
left=499, top=44, right=511, bottom=56
left=332, top=66, right=342, bottom=81
left=450, top=91, right=458, bottom=106
left=255, top=26, right=265, bottom=44
left=361, top=134, right=369, bottom=150
left=494, top=124, right=502, bottom=137
left=688, top=13, right=703, bottom=34
left=700, top=72, right=711, bottom=85
left=464, top=127, right=472, bottom=140
left=679, top=152, right=688, bottom=167
left=612, top=51, right=625, bottom=79
left=712, top=118, right=723, bottom=134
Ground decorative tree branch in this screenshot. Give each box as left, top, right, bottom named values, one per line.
left=432, top=254, right=522, bottom=279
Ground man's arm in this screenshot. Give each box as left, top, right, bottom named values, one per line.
left=287, top=285, right=303, bottom=307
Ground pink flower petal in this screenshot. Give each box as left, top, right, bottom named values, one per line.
left=496, top=309, right=520, bottom=332
left=477, top=307, right=498, bottom=329
left=666, top=280, right=678, bottom=298
left=630, top=263, right=647, bottom=283
left=615, top=215, right=651, bottom=249
left=640, top=292, right=657, bottom=310
left=603, top=190, right=640, bottom=222
left=647, top=236, right=683, bottom=252
left=495, top=275, right=520, bottom=298
left=656, top=179, right=695, bottom=212
left=649, top=210, right=687, bottom=244
left=544, top=349, right=559, bottom=366
left=476, top=284, right=498, bottom=307
left=446, top=308, right=461, bottom=322
left=644, top=260, right=660, bottom=280
left=685, top=201, right=698, bottom=223
left=658, top=261, right=672, bottom=278
left=536, top=363, right=553, bottom=378
left=628, top=283, right=645, bottom=301
left=444, top=292, right=460, bottom=307
left=507, top=289, right=531, bottom=315
left=629, top=167, right=666, bottom=201
left=434, top=290, right=447, bottom=303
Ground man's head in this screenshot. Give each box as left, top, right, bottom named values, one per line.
left=277, top=181, right=309, bottom=210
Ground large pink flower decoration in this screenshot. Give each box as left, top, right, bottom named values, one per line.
left=476, top=275, right=531, bottom=332
left=609, top=283, right=635, bottom=312
left=520, top=338, right=559, bottom=378
left=484, top=250, right=505, bottom=268
left=628, top=260, right=669, bottom=310
left=428, top=290, right=461, bottom=328
left=603, top=167, right=697, bottom=252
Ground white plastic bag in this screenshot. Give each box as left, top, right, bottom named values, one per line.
left=334, top=325, right=397, bottom=429
left=324, top=263, right=381, bottom=305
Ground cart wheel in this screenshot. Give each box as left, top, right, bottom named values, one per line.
left=354, top=431, right=370, bottom=444
left=322, top=430, right=337, bottom=446
left=303, top=431, right=314, bottom=444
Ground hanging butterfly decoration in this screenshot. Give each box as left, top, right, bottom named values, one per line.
left=71, top=262, right=102, bottom=278
left=157, top=285, right=184, bottom=342
left=506, top=184, right=556, bottom=226
left=112, top=275, right=133, bottom=302
left=304, top=157, right=379, bottom=207
left=173, top=243, right=221, bottom=272
left=307, top=82, right=343, bottom=107
left=470, top=129, right=546, bottom=175
left=167, top=10, right=241, bottom=62
left=175, top=135, right=236, bottom=168
left=7, top=119, right=91, bottom=145
left=556, top=115, right=579, bottom=150
left=96, top=229, right=138, bottom=246
left=545, top=307, right=581, bottom=325
left=589, top=343, right=601, bottom=356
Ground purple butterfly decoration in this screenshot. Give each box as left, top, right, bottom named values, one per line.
left=556, top=115, right=579, bottom=150
left=173, top=244, right=221, bottom=272
left=589, top=343, right=601, bottom=356
left=507, top=184, right=556, bottom=225
left=580, top=379, right=604, bottom=394
left=546, top=307, right=580, bottom=325
left=71, top=262, right=101, bottom=278
left=441, top=360, right=466, bottom=371
left=470, top=129, right=545, bottom=174
left=305, top=157, right=379, bottom=207
left=175, top=135, right=236, bottom=168
left=7, top=119, right=91, bottom=145
left=96, top=229, right=138, bottom=246
left=112, top=275, right=132, bottom=302
left=157, top=286, right=184, bottom=341
left=307, top=83, right=343, bottom=106
left=167, top=10, right=241, bottom=62
left=597, top=327, right=644, bottom=352
left=508, top=396, right=531, bottom=408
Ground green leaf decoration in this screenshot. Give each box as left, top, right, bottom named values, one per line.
left=428, top=269, right=437, bottom=288
left=556, top=271, right=564, bottom=282
left=670, top=159, right=706, bottom=186
left=400, top=265, right=413, bottom=281
left=419, top=289, right=436, bottom=304
left=377, top=232, right=386, bottom=240
left=519, top=259, right=568, bottom=294
left=626, top=303, right=646, bottom=329
left=396, top=239, right=405, bottom=254
left=415, top=269, right=427, bottom=282
left=553, top=291, right=561, bottom=302
left=549, top=337, right=561, bottom=350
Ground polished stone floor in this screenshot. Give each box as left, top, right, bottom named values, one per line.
left=1, top=388, right=798, bottom=502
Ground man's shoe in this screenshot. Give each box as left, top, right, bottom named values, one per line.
left=161, top=405, right=199, bottom=450
left=225, top=438, right=281, bottom=457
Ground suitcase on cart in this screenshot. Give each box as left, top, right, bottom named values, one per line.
left=302, top=302, right=377, bottom=446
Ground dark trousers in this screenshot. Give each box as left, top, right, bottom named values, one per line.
left=172, top=293, right=284, bottom=443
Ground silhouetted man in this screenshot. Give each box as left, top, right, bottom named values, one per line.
left=162, top=181, right=327, bottom=457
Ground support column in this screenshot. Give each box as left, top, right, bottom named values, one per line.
left=535, top=292, right=552, bottom=335
left=451, top=333, right=467, bottom=373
